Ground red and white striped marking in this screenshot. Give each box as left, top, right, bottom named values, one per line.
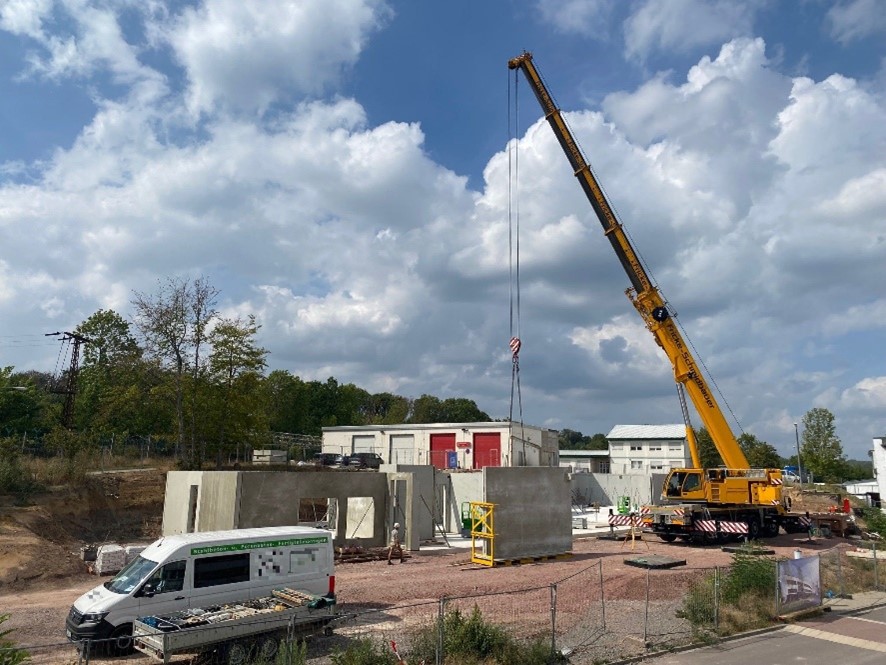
left=640, top=506, right=650, bottom=515
left=608, top=515, right=641, bottom=526
left=509, top=337, right=521, bottom=357
left=672, top=508, right=685, bottom=517
left=696, top=520, right=749, bottom=534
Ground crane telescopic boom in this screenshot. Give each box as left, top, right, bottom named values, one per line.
left=508, top=51, right=749, bottom=470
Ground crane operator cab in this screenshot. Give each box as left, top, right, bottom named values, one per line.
left=664, top=470, right=704, bottom=501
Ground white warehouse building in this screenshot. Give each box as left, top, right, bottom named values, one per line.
left=606, top=424, right=691, bottom=475
left=322, top=421, right=559, bottom=470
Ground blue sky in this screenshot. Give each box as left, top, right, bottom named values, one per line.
left=1, top=0, right=885, bottom=461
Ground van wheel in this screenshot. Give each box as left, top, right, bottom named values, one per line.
left=108, top=623, right=134, bottom=656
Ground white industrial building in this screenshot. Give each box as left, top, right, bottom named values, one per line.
left=871, top=436, right=886, bottom=509
left=558, top=449, right=610, bottom=473
left=322, top=421, right=559, bottom=470
left=606, top=424, right=691, bottom=475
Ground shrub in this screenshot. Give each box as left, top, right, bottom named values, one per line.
left=0, top=613, right=30, bottom=665
left=720, top=544, right=776, bottom=604
left=0, top=440, right=42, bottom=500
left=330, top=637, right=398, bottom=665
left=273, top=639, right=307, bottom=665
left=407, top=605, right=556, bottom=665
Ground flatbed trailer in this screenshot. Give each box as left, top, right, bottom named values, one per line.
left=133, top=588, right=336, bottom=664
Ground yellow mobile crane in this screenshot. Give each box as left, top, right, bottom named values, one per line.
left=509, top=52, right=807, bottom=542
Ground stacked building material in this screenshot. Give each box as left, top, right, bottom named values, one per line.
left=124, top=544, right=148, bottom=564
left=94, top=544, right=126, bottom=575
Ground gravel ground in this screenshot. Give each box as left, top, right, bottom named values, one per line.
left=0, top=531, right=844, bottom=664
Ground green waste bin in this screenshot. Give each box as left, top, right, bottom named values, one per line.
left=461, top=502, right=471, bottom=535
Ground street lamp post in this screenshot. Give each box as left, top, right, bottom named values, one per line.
left=794, top=422, right=803, bottom=487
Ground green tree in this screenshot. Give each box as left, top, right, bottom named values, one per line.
left=737, top=433, right=782, bottom=468
left=410, top=394, right=443, bottom=423
left=132, top=276, right=219, bottom=465
left=0, top=613, right=30, bottom=664
left=438, top=398, right=489, bottom=422
left=263, top=371, right=312, bottom=434
left=558, top=429, right=608, bottom=450
left=206, top=315, right=269, bottom=467
left=694, top=427, right=723, bottom=468
left=364, top=392, right=410, bottom=424
left=800, top=407, right=845, bottom=482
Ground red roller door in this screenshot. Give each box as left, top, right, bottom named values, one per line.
left=429, top=433, right=456, bottom=470
left=473, top=432, right=501, bottom=469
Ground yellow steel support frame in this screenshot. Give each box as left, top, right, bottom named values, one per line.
left=469, top=501, right=495, bottom=567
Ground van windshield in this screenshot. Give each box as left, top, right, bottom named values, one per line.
left=103, top=555, right=159, bottom=595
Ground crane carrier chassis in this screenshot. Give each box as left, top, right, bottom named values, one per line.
left=640, top=504, right=811, bottom=542
left=132, top=587, right=336, bottom=664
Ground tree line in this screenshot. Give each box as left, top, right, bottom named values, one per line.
left=0, top=276, right=868, bottom=480
left=0, top=277, right=489, bottom=469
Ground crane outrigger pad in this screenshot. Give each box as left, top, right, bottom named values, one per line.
left=721, top=545, right=775, bottom=555
left=623, top=554, right=686, bottom=569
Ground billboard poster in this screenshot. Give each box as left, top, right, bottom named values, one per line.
left=777, top=554, right=821, bottom=614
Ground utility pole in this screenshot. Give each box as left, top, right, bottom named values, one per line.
left=46, top=331, right=92, bottom=429
left=794, top=422, right=804, bottom=488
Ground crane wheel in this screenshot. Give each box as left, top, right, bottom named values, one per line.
left=658, top=534, right=677, bottom=542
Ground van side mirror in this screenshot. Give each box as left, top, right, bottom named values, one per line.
left=138, top=583, right=156, bottom=598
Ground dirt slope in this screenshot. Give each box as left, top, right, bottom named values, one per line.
left=0, top=468, right=165, bottom=590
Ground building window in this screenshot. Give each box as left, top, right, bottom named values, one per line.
left=650, top=445, right=662, bottom=451
left=650, top=461, right=664, bottom=471
left=630, top=460, right=643, bottom=470
left=630, top=445, right=643, bottom=451
left=598, top=462, right=610, bottom=473
left=669, top=445, right=681, bottom=451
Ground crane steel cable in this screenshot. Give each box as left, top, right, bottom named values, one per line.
left=507, top=68, right=525, bottom=440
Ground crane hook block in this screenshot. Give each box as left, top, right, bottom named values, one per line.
left=652, top=307, right=670, bottom=322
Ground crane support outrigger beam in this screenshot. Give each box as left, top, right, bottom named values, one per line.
left=508, top=51, right=749, bottom=470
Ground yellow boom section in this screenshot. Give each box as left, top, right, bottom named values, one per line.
left=508, top=52, right=749, bottom=470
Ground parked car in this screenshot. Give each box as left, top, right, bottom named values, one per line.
left=313, top=453, right=339, bottom=466
left=334, top=454, right=351, bottom=467
left=349, top=452, right=384, bottom=469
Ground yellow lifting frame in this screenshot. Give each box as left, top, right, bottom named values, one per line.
left=469, top=501, right=495, bottom=567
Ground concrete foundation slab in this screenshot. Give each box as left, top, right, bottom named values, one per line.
left=623, top=554, right=686, bottom=569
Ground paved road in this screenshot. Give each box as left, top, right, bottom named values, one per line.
left=640, top=605, right=886, bottom=664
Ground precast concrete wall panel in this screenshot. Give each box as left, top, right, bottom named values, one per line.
left=162, top=471, right=210, bottom=535
left=569, top=473, right=665, bottom=508
left=198, top=472, right=240, bottom=531
left=483, top=467, right=571, bottom=560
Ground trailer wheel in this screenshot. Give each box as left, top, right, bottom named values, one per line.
left=224, top=641, right=252, bottom=665
left=257, top=635, right=279, bottom=660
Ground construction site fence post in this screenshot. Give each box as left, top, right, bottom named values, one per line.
left=599, top=558, right=606, bottom=631
left=643, top=568, right=650, bottom=644
left=715, top=566, right=720, bottom=632
left=436, top=596, right=446, bottom=665
left=840, top=547, right=846, bottom=598
left=550, top=583, right=557, bottom=656
left=875, top=544, right=880, bottom=590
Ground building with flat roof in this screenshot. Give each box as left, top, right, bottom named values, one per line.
left=322, top=421, right=559, bottom=470
left=606, top=424, right=690, bottom=475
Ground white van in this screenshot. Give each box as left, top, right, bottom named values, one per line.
left=66, top=526, right=335, bottom=654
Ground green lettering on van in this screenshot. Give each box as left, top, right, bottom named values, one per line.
left=190, top=536, right=329, bottom=556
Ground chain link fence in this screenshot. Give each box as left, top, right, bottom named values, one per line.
left=6, top=543, right=886, bottom=665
